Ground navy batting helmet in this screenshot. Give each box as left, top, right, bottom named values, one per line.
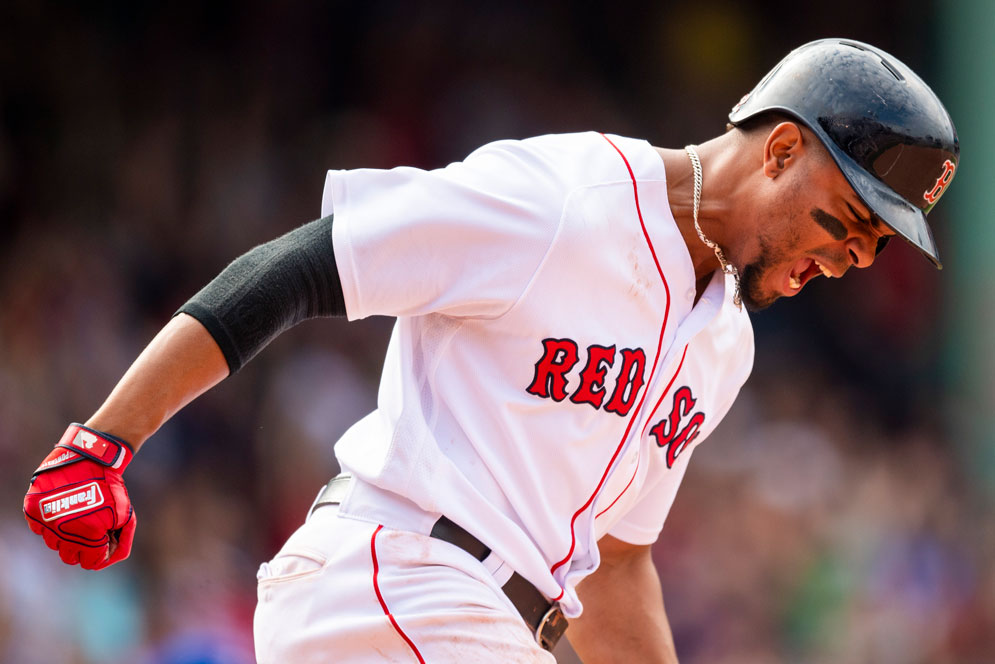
left=728, top=38, right=959, bottom=268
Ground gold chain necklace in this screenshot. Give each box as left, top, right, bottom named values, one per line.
left=684, top=145, right=742, bottom=309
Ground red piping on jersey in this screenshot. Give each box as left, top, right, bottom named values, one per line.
left=596, top=344, right=689, bottom=518
left=548, top=133, right=673, bottom=588
left=371, top=525, right=426, bottom=664
left=594, top=455, right=642, bottom=520
left=641, top=344, right=690, bottom=437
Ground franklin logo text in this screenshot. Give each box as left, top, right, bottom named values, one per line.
left=40, top=482, right=104, bottom=522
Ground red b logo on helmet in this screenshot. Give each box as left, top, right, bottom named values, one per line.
left=924, top=159, right=956, bottom=205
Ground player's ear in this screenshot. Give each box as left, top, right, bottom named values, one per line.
left=762, top=122, right=804, bottom=179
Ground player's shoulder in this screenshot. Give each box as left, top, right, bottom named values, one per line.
left=465, top=132, right=661, bottom=184
left=467, top=130, right=608, bottom=153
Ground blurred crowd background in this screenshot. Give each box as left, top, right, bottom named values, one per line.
left=2, top=1, right=993, bottom=663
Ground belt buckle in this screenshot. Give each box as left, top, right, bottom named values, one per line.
left=534, top=604, right=568, bottom=651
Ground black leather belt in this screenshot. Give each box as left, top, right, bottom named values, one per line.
left=312, top=475, right=568, bottom=651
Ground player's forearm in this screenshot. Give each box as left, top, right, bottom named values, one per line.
left=567, top=539, right=678, bottom=663
left=85, top=313, right=229, bottom=451
left=86, top=215, right=346, bottom=450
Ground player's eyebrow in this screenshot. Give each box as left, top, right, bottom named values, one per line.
left=810, top=208, right=847, bottom=240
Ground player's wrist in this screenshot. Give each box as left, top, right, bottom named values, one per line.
left=82, top=416, right=150, bottom=454
left=35, top=423, right=135, bottom=477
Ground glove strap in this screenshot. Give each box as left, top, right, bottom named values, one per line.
left=34, top=424, right=134, bottom=477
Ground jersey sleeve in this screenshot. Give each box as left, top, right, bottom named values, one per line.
left=605, top=453, right=692, bottom=546
left=607, top=339, right=753, bottom=545
left=323, top=135, right=585, bottom=320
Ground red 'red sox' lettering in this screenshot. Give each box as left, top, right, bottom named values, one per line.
left=526, top=339, right=646, bottom=417
left=649, top=386, right=705, bottom=468
left=527, top=339, right=581, bottom=402
left=570, top=344, right=616, bottom=409
left=604, top=348, right=646, bottom=416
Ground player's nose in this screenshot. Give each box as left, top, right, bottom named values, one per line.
left=845, top=233, right=877, bottom=269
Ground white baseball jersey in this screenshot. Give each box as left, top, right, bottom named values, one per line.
left=320, top=131, right=754, bottom=618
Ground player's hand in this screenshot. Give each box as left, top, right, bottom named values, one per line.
left=23, top=423, right=136, bottom=570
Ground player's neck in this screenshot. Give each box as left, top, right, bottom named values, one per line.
left=656, top=146, right=725, bottom=282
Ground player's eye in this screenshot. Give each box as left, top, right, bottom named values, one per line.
left=846, top=202, right=874, bottom=228
left=847, top=202, right=892, bottom=247
left=875, top=235, right=891, bottom=255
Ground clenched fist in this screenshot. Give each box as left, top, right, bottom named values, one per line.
left=24, top=423, right=136, bottom=570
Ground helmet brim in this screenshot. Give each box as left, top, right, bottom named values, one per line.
left=822, top=134, right=942, bottom=269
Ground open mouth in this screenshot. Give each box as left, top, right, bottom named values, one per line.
left=787, top=258, right=834, bottom=292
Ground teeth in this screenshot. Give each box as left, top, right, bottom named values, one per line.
left=815, top=260, right=833, bottom=278
left=789, top=275, right=801, bottom=290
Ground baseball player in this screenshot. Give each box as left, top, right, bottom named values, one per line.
left=24, top=39, right=958, bottom=663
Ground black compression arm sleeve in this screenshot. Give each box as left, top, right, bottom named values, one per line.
left=177, top=214, right=346, bottom=374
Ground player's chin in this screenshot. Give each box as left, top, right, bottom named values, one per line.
left=739, top=268, right=780, bottom=313
left=742, top=290, right=778, bottom=313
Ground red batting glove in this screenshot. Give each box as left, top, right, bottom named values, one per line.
left=24, top=423, right=136, bottom=570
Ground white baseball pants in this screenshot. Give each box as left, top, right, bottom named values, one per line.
left=254, top=504, right=555, bottom=663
